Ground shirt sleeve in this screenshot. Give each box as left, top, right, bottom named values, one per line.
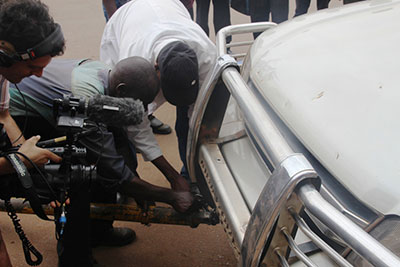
left=78, top=125, right=135, bottom=193
left=100, top=22, right=120, bottom=67
left=0, top=76, right=10, bottom=111
left=124, top=113, right=162, bottom=162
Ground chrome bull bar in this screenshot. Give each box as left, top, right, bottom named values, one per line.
left=187, top=22, right=400, bottom=266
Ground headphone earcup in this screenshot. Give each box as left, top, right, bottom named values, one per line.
left=0, top=49, right=14, bottom=67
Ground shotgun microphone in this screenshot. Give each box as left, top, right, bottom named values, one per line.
left=53, top=94, right=145, bottom=128
left=86, top=94, right=144, bottom=127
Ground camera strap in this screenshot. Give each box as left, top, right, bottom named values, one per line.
left=4, top=199, right=43, bottom=266
left=4, top=153, right=50, bottom=221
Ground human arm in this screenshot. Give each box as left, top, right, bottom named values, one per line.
left=0, top=135, right=62, bottom=175
left=80, top=125, right=193, bottom=212
left=0, top=111, right=56, bottom=174
left=151, top=155, right=190, bottom=192
left=119, top=175, right=192, bottom=213
left=124, top=115, right=163, bottom=161
left=124, top=115, right=191, bottom=192
left=78, top=125, right=135, bottom=192
left=0, top=109, right=24, bottom=145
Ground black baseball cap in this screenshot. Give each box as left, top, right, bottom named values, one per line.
left=157, top=41, right=199, bottom=106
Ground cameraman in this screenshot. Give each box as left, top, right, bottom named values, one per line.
left=0, top=0, right=64, bottom=170
left=10, top=57, right=192, bottom=212
left=9, top=57, right=193, bottom=267
left=0, top=0, right=65, bottom=265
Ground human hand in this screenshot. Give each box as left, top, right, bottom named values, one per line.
left=50, top=198, right=70, bottom=208
left=171, top=191, right=193, bottom=213
left=18, top=135, right=62, bottom=167
left=171, top=174, right=191, bottom=192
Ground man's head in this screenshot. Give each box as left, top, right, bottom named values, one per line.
left=0, top=0, right=65, bottom=83
left=109, top=56, right=160, bottom=108
left=156, top=41, right=199, bottom=107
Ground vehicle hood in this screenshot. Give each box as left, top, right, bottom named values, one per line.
left=245, top=0, right=400, bottom=215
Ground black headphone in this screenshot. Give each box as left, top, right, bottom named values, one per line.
left=0, top=23, right=64, bottom=68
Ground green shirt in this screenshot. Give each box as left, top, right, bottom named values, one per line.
left=9, top=59, right=110, bottom=126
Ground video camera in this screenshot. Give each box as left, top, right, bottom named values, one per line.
left=0, top=95, right=100, bottom=266
left=1, top=93, right=144, bottom=209
left=0, top=94, right=145, bottom=265
left=39, top=93, right=144, bottom=200
left=0, top=95, right=98, bottom=207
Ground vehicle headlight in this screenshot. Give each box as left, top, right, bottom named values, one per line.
left=346, top=215, right=400, bottom=266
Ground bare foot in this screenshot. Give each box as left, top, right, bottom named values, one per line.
left=170, top=191, right=194, bottom=213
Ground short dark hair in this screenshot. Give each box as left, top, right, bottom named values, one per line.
left=109, top=56, right=160, bottom=107
left=0, top=0, right=64, bottom=55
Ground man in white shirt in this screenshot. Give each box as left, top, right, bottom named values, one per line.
left=100, top=0, right=216, bottom=185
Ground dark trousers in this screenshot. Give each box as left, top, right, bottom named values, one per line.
left=295, top=0, right=330, bottom=17
left=196, top=0, right=232, bottom=43
left=90, top=126, right=138, bottom=237
left=175, top=106, right=190, bottom=180
left=249, top=0, right=289, bottom=38
left=58, top=186, right=92, bottom=267
left=188, top=7, right=194, bottom=19
left=104, top=0, right=194, bottom=21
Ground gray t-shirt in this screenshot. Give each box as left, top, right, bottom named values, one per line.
left=9, top=59, right=109, bottom=125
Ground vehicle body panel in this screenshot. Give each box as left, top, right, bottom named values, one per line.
left=246, top=0, right=400, bottom=215
left=187, top=0, right=400, bottom=265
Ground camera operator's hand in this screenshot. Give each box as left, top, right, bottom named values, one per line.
left=50, top=198, right=70, bottom=208
left=18, top=135, right=62, bottom=167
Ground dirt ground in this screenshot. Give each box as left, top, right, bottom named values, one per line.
left=0, top=0, right=343, bottom=266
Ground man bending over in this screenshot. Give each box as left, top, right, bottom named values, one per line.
left=10, top=56, right=192, bottom=267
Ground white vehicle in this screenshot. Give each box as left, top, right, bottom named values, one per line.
left=187, top=0, right=400, bottom=266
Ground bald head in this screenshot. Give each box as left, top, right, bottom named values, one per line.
left=109, top=56, right=160, bottom=107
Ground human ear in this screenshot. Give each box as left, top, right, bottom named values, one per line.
left=115, top=82, right=126, bottom=97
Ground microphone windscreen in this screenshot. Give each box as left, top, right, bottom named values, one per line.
left=87, top=94, right=144, bottom=126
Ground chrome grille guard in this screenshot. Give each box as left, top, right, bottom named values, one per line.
left=187, top=23, right=400, bottom=266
